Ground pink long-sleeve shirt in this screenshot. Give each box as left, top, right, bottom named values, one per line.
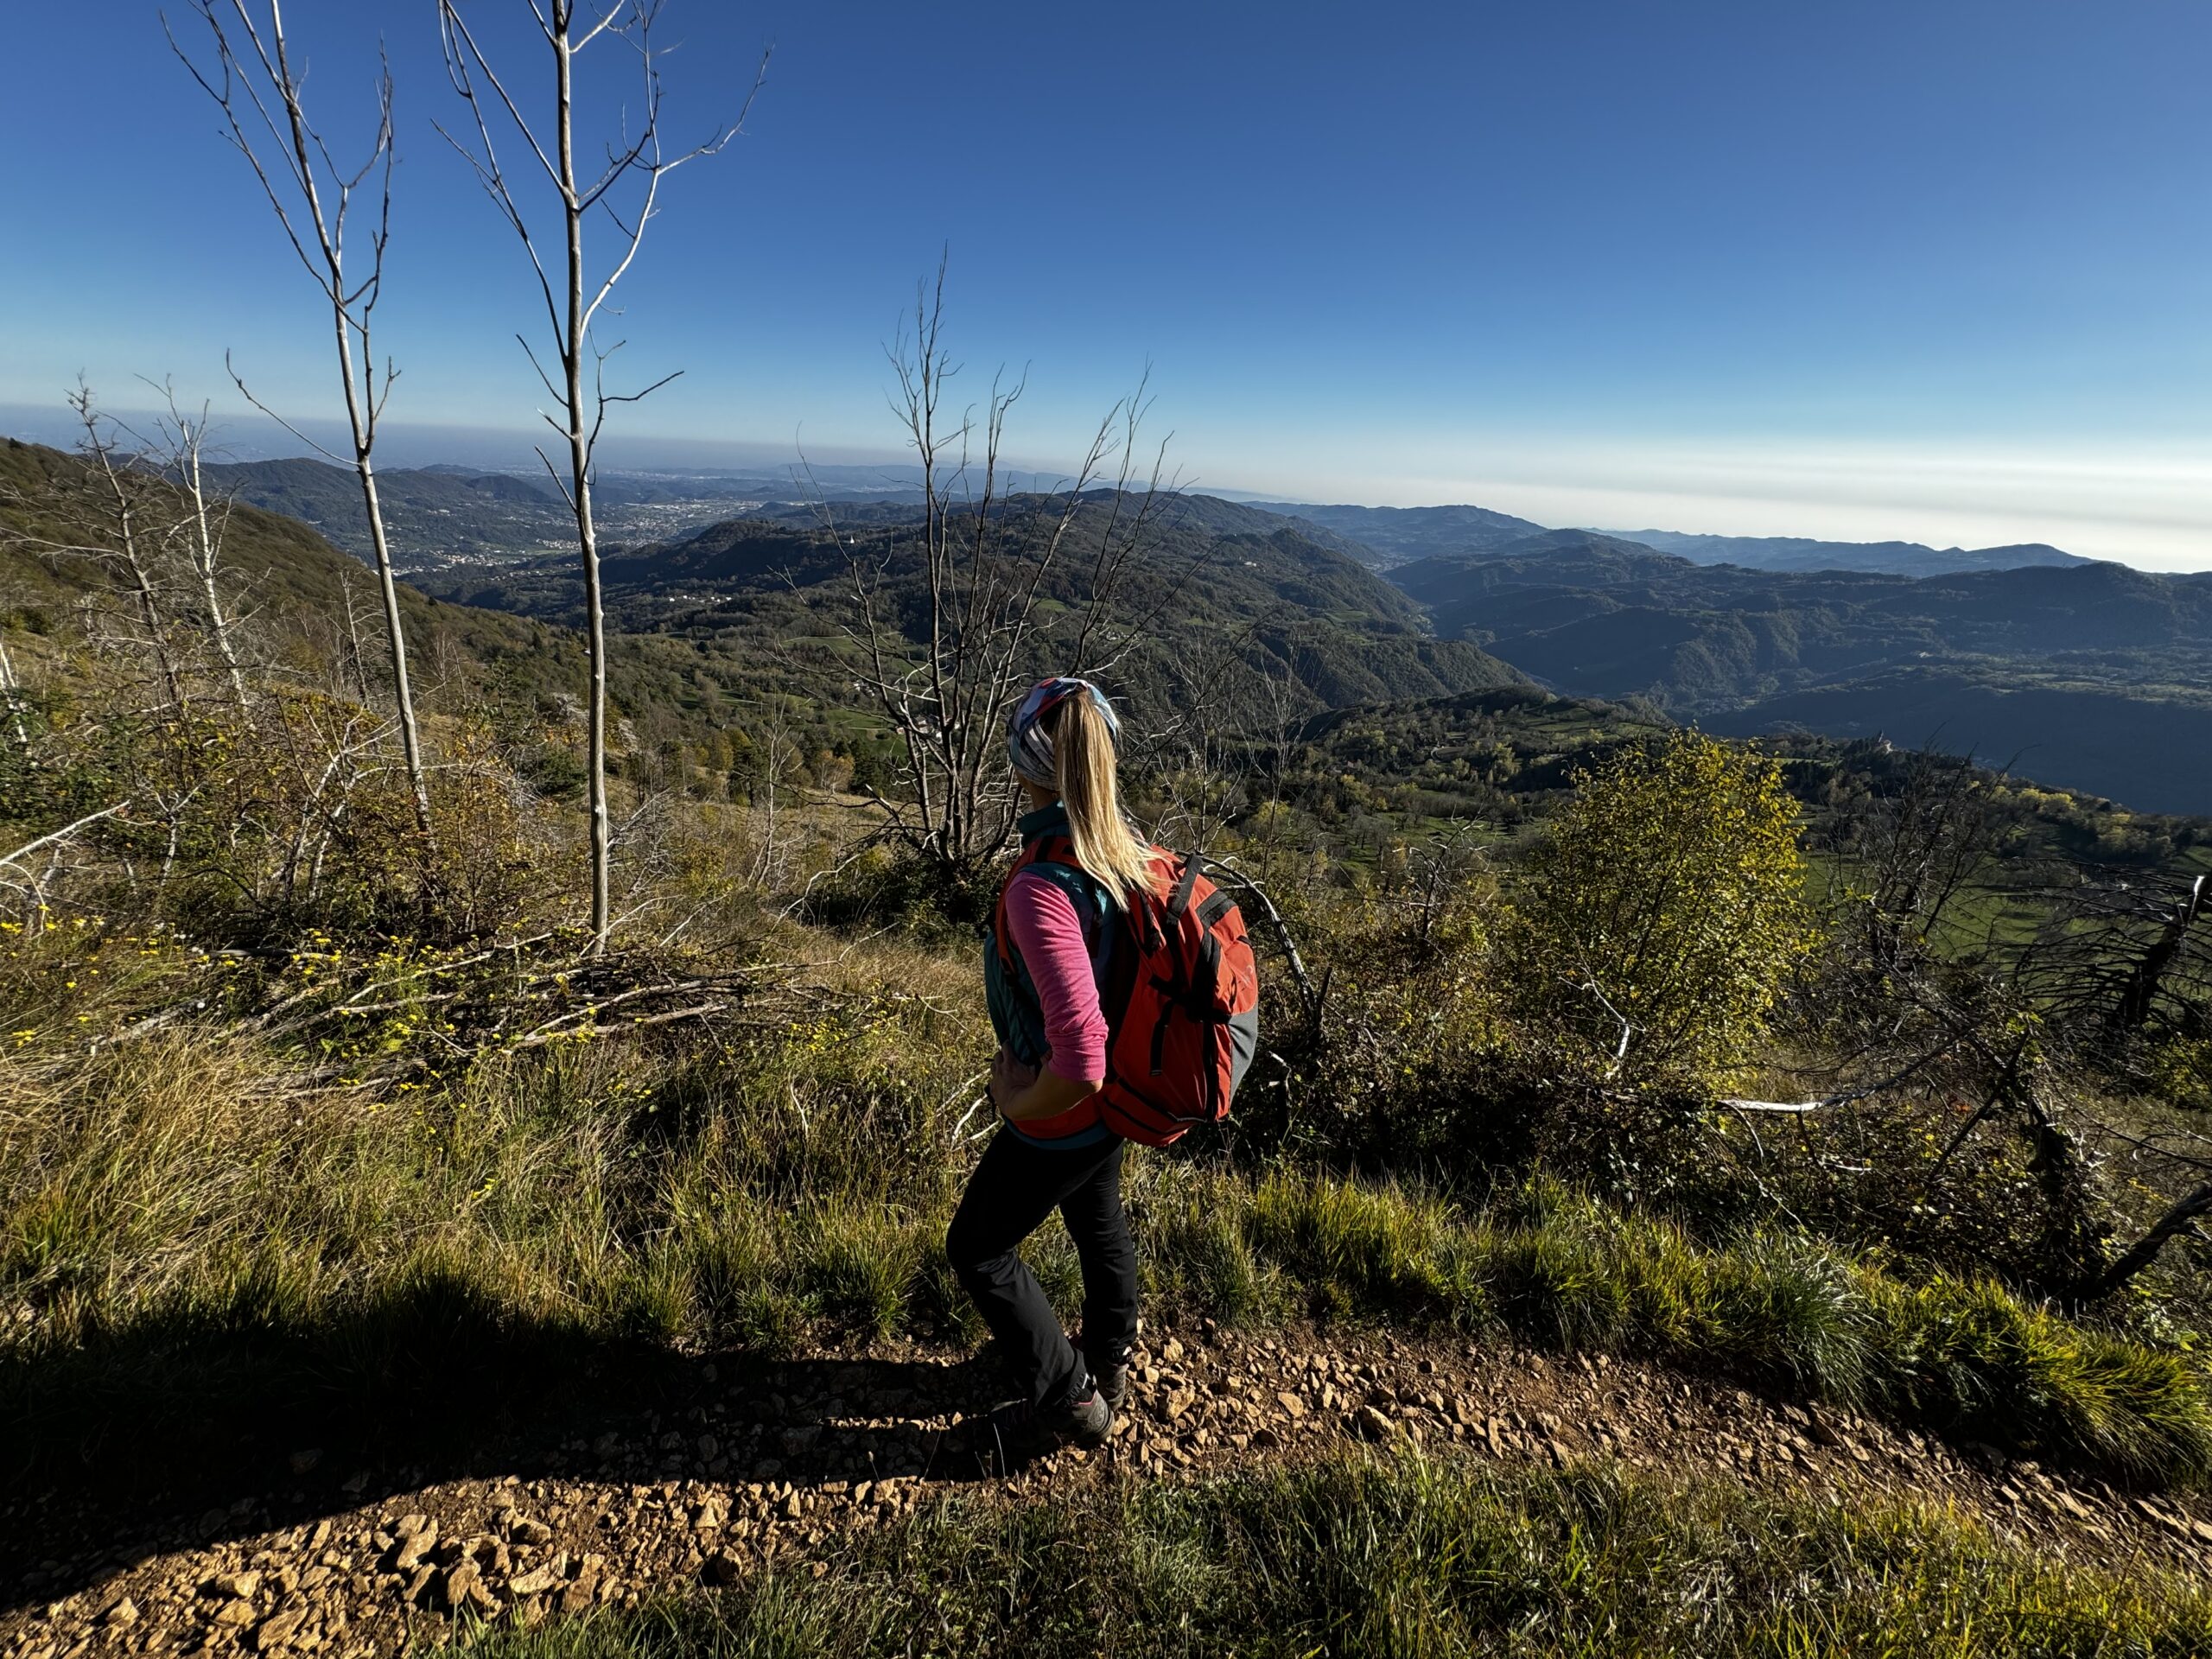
left=1003, top=868, right=1110, bottom=1083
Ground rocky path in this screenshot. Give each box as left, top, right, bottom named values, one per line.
left=10, top=1317, right=2211, bottom=1657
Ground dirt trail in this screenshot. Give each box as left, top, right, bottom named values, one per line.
left=9, top=1318, right=2211, bottom=1657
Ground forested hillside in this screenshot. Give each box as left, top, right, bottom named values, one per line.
left=0, top=436, right=566, bottom=673
left=0, top=439, right=866, bottom=802
left=1386, top=528, right=2212, bottom=814
left=420, top=491, right=1529, bottom=725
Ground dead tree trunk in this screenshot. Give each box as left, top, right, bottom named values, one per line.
left=0, top=632, right=26, bottom=748
left=72, top=386, right=188, bottom=713
left=2114, top=874, right=2208, bottom=1030
left=551, top=21, right=614, bottom=949
left=438, top=0, right=762, bottom=950
left=2088, top=1182, right=2212, bottom=1300
left=172, top=1, right=435, bottom=850
left=168, top=403, right=251, bottom=710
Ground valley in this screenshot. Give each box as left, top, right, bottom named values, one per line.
left=1379, top=526, right=2212, bottom=815
left=137, top=449, right=2212, bottom=816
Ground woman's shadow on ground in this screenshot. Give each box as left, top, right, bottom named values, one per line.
left=3, top=1276, right=1016, bottom=1617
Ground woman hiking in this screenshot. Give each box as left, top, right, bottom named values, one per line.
left=946, top=676, right=1153, bottom=1459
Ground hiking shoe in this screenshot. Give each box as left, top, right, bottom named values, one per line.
left=1092, top=1352, right=1134, bottom=1412
left=982, top=1385, right=1112, bottom=1471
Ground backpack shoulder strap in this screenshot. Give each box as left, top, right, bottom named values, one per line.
left=1165, top=852, right=1202, bottom=920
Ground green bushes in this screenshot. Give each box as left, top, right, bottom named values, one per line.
left=440, top=1452, right=2212, bottom=1658
left=797, top=848, right=1001, bottom=941
left=1243, top=1168, right=1483, bottom=1323
left=792, top=1202, right=929, bottom=1343
left=0, top=683, right=575, bottom=949
left=1137, top=1179, right=1284, bottom=1324
left=1872, top=1274, right=2212, bottom=1484
left=1495, top=731, right=1820, bottom=1085
left=1230, top=848, right=1517, bottom=1178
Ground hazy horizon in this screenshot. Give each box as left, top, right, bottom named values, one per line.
left=5, top=397, right=2202, bottom=569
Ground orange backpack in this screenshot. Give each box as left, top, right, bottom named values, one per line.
left=995, top=836, right=1261, bottom=1147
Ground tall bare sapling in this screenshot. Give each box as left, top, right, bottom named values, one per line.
left=437, top=0, right=764, bottom=950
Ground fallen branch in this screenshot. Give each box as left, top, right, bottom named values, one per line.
left=2088, top=1182, right=2212, bottom=1300
left=246, top=931, right=561, bottom=1029
left=88, top=931, right=811, bottom=1088
left=0, top=803, right=131, bottom=874
left=501, top=999, right=738, bottom=1049
left=1720, top=1035, right=1967, bottom=1117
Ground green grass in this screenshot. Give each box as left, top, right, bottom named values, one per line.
left=1235, top=1170, right=2212, bottom=1482
left=436, top=1450, right=2212, bottom=1658
left=9, top=1014, right=2209, bottom=1487
left=5, top=915, right=2209, bottom=1487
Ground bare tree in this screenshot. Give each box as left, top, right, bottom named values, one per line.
left=146, top=383, right=252, bottom=710
left=745, top=698, right=803, bottom=892
left=1824, top=744, right=1999, bottom=967
left=437, top=0, right=765, bottom=950
left=7, top=385, right=194, bottom=714
left=2110, top=874, right=2208, bottom=1032
left=0, top=632, right=26, bottom=749
left=170, top=0, right=435, bottom=848
left=1144, top=620, right=1317, bottom=861
left=0, top=805, right=134, bottom=927
left=0, top=385, right=262, bottom=715
left=830, top=262, right=1177, bottom=882
left=319, top=563, right=376, bottom=704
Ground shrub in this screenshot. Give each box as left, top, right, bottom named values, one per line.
left=1496, top=731, right=1819, bottom=1086
left=1243, top=866, right=1504, bottom=1167
left=2146, top=1035, right=2212, bottom=1112
left=798, top=847, right=1000, bottom=942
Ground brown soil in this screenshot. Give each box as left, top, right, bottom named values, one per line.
left=9, top=1319, right=2211, bottom=1657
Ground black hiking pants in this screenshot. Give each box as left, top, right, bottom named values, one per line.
left=946, top=1128, right=1137, bottom=1408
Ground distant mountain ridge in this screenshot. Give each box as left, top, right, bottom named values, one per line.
left=1255, top=497, right=2103, bottom=580
left=738, top=489, right=1389, bottom=569
left=1599, top=527, right=2092, bottom=576
left=1246, top=501, right=1550, bottom=567
left=1389, top=531, right=2212, bottom=676
left=182, top=449, right=2118, bottom=585
left=1381, top=524, right=2212, bottom=814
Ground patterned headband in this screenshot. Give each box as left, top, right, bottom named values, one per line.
left=1007, top=677, right=1120, bottom=787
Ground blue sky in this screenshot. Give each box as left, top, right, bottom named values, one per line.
left=5, top=2, right=2210, bottom=567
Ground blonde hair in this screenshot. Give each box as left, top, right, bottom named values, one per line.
left=1051, top=693, right=1155, bottom=907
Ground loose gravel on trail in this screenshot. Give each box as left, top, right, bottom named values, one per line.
left=10, top=1318, right=2212, bottom=1656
